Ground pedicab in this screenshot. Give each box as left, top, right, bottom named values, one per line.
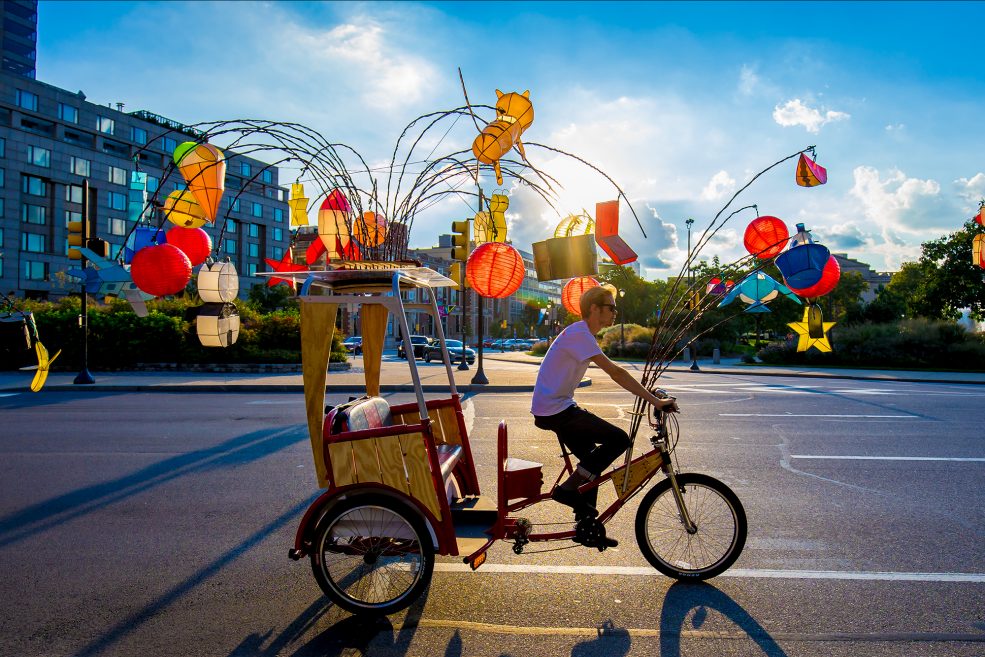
left=279, top=263, right=746, bottom=616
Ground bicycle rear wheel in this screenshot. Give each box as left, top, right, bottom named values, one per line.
left=635, top=473, right=746, bottom=580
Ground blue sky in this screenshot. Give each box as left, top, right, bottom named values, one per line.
left=38, top=1, right=985, bottom=277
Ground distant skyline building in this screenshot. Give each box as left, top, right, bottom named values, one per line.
left=1, top=1, right=37, bottom=79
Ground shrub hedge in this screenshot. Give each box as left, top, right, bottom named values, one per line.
left=7, top=296, right=348, bottom=370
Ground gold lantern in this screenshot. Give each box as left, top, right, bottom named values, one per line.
left=198, top=260, right=239, bottom=303
left=196, top=302, right=240, bottom=348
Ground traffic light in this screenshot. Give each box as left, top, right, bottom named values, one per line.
left=451, top=220, right=470, bottom=262
left=67, top=216, right=88, bottom=260
left=449, top=261, right=470, bottom=290
left=87, top=237, right=110, bottom=258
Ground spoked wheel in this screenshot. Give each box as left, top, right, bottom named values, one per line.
left=310, top=495, right=435, bottom=615
left=635, top=473, right=746, bottom=580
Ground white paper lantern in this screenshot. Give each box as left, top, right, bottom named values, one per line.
left=198, top=260, right=239, bottom=303
left=197, top=302, right=240, bottom=347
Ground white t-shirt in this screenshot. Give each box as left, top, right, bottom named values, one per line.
left=531, top=320, right=603, bottom=416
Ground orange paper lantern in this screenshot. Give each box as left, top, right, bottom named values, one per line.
left=744, top=216, right=790, bottom=259
left=562, top=277, right=600, bottom=316
left=352, top=211, right=387, bottom=247
left=465, top=242, right=525, bottom=298
left=175, top=143, right=226, bottom=222
left=130, top=244, right=192, bottom=297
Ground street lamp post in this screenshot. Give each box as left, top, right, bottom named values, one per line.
left=618, top=288, right=626, bottom=355
left=686, top=218, right=700, bottom=372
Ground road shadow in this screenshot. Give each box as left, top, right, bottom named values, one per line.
left=659, top=581, right=788, bottom=657
left=0, top=424, right=307, bottom=549
left=570, top=619, right=632, bottom=657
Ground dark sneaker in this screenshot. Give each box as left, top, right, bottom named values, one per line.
left=551, top=487, right=598, bottom=517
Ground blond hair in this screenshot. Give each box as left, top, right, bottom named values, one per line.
left=579, top=286, right=613, bottom=318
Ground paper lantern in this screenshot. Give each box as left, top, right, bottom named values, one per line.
left=561, top=277, right=600, bottom=316
left=554, top=212, right=594, bottom=238
left=130, top=244, right=192, bottom=297
left=719, top=272, right=801, bottom=313
left=289, top=183, right=309, bottom=226
left=124, top=226, right=166, bottom=264
left=475, top=193, right=509, bottom=244
left=787, top=255, right=841, bottom=298
left=166, top=226, right=212, bottom=267
left=164, top=190, right=208, bottom=228
left=175, top=142, right=226, bottom=222
left=795, top=152, right=828, bottom=187
left=197, top=302, right=240, bottom=347
left=776, top=242, right=831, bottom=289
left=353, top=211, right=387, bottom=247
left=973, top=234, right=985, bottom=269
left=318, top=190, right=351, bottom=257
left=975, top=209, right=984, bottom=227
left=198, top=260, right=239, bottom=303
left=472, top=89, right=534, bottom=185
left=743, top=216, right=789, bottom=259
left=465, top=242, right=525, bottom=298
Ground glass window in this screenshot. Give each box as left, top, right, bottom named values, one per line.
left=21, top=174, right=46, bottom=196
left=65, top=184, right=83, bottom=204
left=251, top=202, right=262, bottom=218
left=22, top=261, right=48, bottom=281
left=0, top=198, right=4, bottom=218
left=225, top=240, right=236, bottom=254
left=16, top=89, right=38, bottom=111
left=108, top=166, right=127, bottom=186
left=65, top=210, right=82, bottom=226
left=247, top=263, right=257, bottom=276
left=273, top=207, right=284, bottom=223
left=0, top=138, right=4, bottom=156
left=146, top=175, right=159, bottom=193
left=22, top=204, right=47, bottom=225
left=262, top=169, right=273, bottom=184
left=272, top=227, right=283, bottom=241
left=161, top=136, right=177, bottom=152
left=27, top=145, right=50, bottom=167
left=248, top=243, right=259, bottom=257
left=69, top=156, right=91, bottom=177
left=0, top=168, right=4, bottom=188
left=109, top=218, right=127, bottom=236
left=271, top=246, right=284, bottom=260
left=225, top=218, right=237, bottom=233
left=97, top=116, right=115, bottom=134
left=248, top=223, right=259, bottom=238
left=107, top=191, right=127, bottom=211
left=240, top=162, right=251, bottom=177
left=58, top=103, right=79, bottom=123
left=173, top=181, right=186, bottom=192
left=131, top=126, right=147, bottom=145
left=227, top=197, right=240, bottom=212
left=21, top=233, right=46, bottom=253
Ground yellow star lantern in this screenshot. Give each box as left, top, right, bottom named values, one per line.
left=289, top=183, right=309, bottom=226
left=788, top=307, right=836, bottom=353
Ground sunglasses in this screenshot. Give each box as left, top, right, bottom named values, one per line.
left=599, top=303, right=618, bottom=312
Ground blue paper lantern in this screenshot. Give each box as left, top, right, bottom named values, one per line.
left=124, top=226, right=167, bottom=264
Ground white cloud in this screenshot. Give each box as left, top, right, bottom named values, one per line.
left=700, top=170, right=736, bottom=201
left=885, top=123, right=905, bottom=132
left=954, top=173, right=985, bottom=208
left=772, top=98, right=850, bottom=133
left=738, top=65, right=760, bottom=96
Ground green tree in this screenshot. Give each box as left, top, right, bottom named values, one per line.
left=899, top=220, right=985, bottom=321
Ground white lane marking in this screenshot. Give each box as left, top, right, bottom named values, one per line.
left=246, top=400, right=302, bottom=404
left=0, top=393, right=19, bottom=398
left=433, top=563, right=985, bottom=582
left=791, top=455, right=985, bottom=462
left=720, top=413, right=919, bottom=418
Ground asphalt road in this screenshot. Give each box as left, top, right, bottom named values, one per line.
left=1, top=372, right=983, bottom=656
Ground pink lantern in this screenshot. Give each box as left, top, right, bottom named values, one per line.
left=130, top=244, right=192, bottom=297
left=165, top=226, right=212, bottom=266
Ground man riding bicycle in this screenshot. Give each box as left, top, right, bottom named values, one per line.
left=531, top=286, right=679, bottom=535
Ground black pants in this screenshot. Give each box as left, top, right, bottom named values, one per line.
left=534, top=405, right=631, bottom=477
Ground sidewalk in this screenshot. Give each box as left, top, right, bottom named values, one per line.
left=2, top=350, right=983, bottom=393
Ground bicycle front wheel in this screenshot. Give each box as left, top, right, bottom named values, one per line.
left=635, top=473, right=746, bottom=580
left=310, top=495, right=435, bottom=615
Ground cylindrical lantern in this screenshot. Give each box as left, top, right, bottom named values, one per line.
left=465, top=242, right=525, bottom=298
left=787, top=255, right=841, bottom=298
left=196, top=302, right=240, bottom=347
left=198, top=260, right=239, bottom=303
left=973, top=234, right=985, bottom=269
left=743, top=216, right=789, bottom=259
left=166, top=226, right=212, bottom=266
left=352, top=211, right=387, bottom=247
left=164, top=190, right=208, bottom=228
left=775, top=242, right=831, bottom=289
left=130, top=244, right=192, bottom=297
left=562, top=277, right=600, bottom=316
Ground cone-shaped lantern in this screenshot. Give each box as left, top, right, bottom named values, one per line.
left=175, top=142, right=226, bottom=222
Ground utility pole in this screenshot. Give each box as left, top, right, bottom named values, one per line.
left=471, top=190, right=488, bottom=384
left=72, top=180, right=94, bottom=384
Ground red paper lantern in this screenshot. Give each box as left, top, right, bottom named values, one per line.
left=975, top=210, right=983, bottom=226
left=322, top=188, right=351, bottom=212
left=787, top=255, right=841, bottom=298
left=465, top=242, right=525, bottom=298
left=131, top=244, right=193, bottom=297
left=561, top=277, right=600, bottom=316
left=744, top=216, right=790, bottom=259
left=165, top=226, right=212, bottom=266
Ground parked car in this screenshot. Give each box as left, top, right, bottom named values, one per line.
left=342, top=336, right=362, bottom=355
left=396, top=335, right=433, bottom=359
left=423, top=339, right=476, bottom=364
